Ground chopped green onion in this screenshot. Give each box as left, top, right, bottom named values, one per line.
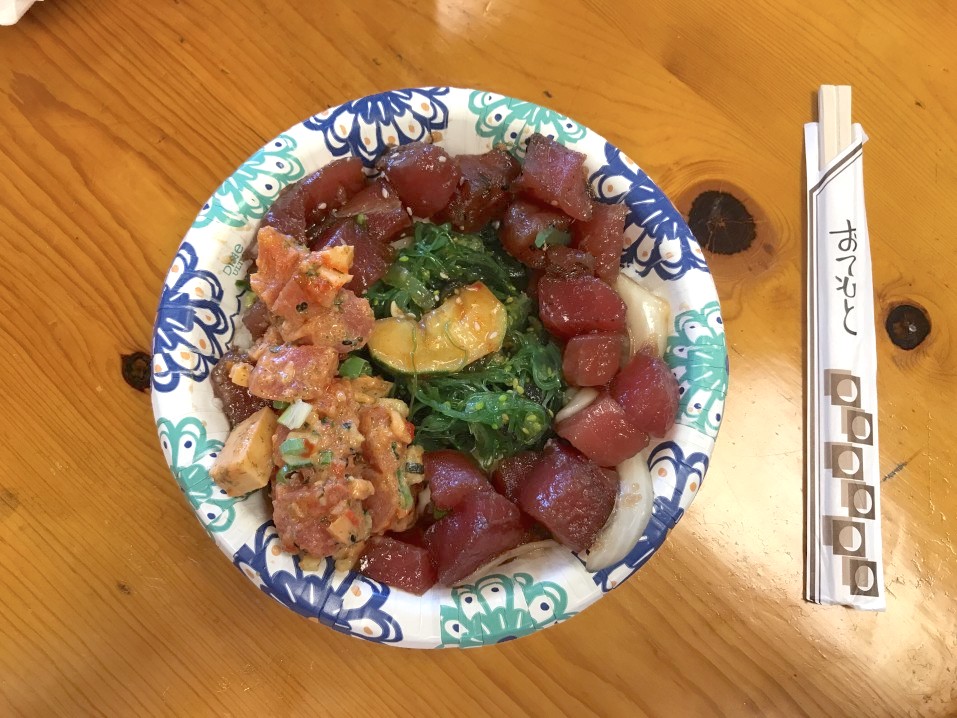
left=278, top=400, right=312, bottom=429
left=397, top=470, right=413, bottom=511
left=339, top=355, right=372, bottom=379
left=275, top=465, right=296, bottom=484
left=280, top=437, right=307, bottom=455
left=272, top=400, right=290, bottom=410
left=279, top=437, right=313, bottom=467
left=318, top=450, right=333, bottom=467
left=355, top=213, right=367, bottom=226
left=432, top=507, right=449, bottom=520
left=533, top=226, right=572, bottom=249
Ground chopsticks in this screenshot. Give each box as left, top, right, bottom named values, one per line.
left=818, top=85, right=853, bottom=169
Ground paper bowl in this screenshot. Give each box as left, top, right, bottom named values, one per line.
left=151, top=87, right=728, bottom=648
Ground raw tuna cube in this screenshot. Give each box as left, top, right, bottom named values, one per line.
left=518, top=441, right=618, bottom=552
left=380, top=142, right=461, bottom=218
left=572, top=201, right=627, bottom=284
left=538, top=275, right=626, bottom=339
left=500, top=198, right=572, bottom=269
left=311, top=179, right=411, bottom=293
left=434, top=148, right=521, bottom=232
left=334, top=178, right=411, bottom=244
left=555, top=392, right=648, bottom=466
left=261, top=157, right=366, bottom=242
left=491, top=451, right=540, bottom=504
left=242, top=299, right=272, bottom=339
left=610, top=351, right=680, bottom=437
left=562, top=332, right=626, bottom=387
left=544, top=245, right=596, bottom=278
left=425, top=450, right=492, bottom=510
left=247, top=344, right=338, bottom=402
left=210, top=349, right=270, bottom=427
left=513, top=134, right=593, bottom=221
left=359, top=536, right=437, bottom=595
left=425, top=492, right=525, bottom=585
left=250, top=227, right=306, bottom=306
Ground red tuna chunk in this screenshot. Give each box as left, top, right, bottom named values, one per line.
left=500, top=198, right=572, bottom=269
left=434, top=148, right=521, bottom=232
left=514, top=133, right=593, bottom=221
left=380, top=142, right=461, bottom=218
left=425, top=450, right=492, bottom=511
left=572, top=201, right=627, bottom=284
left=562, top=332, right=626, bottom=387
left=517, top=441, right=618, bottom=552
left=537, top=275, right=626, bottom=340
left=359, top=536, right=437, bottom=595
left=609, top=351, right=680, bottom=437
left=425, top=492, right=525, bottom=585
left=491, top=451, right=540, bottom=504
left=555, top=392, right=649, bottom=467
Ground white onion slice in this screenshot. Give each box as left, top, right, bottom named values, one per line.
left=616, top=274, right=670, bottom=357
left=554, top=387, right=598, bottom=424
left=583, top=451, right=654, bottom=571
left=453, top=540, right=557, bottom=586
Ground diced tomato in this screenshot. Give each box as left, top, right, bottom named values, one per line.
left=571, top=201, right=627, bottom=284
left=500, top=198, right=573, bottom=269
left=380, top=142, right=461, bottom=218
left=425, top=491, right=525, bottom=585
left=538, top=275, right=626, bottom=339
left=425, top=450, right=492, bottom=510
left=491, top=451, right=540, bottom=504
left=434, top=148, right=521, bottom=232
left=359, top=536, right=437, bottom=595
left=261, top=157, right=366, bottom=243
left=250, top=227, right=305, bottom=306
left=562, top=332, right=626, bottom=387
left=210, top=349, right=270, bottom=427
left=247, top=344, right=338, bottom=402
left=513, top=134, right=593, bottom=222
left=609, top=351, right=680, bottom=437
left=517, top=441, right=618, bottom=552
left=544, top=245, right=595, bottom=278
left=555, top=392, right=649, bottom=466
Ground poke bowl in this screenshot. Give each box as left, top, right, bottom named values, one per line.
left=151, top=87, right=728, bottom=648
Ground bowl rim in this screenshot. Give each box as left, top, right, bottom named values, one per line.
left=151, top=86, right=728, bottom=648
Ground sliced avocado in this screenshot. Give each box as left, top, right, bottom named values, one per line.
left=369, top=282, right=507, bottom=375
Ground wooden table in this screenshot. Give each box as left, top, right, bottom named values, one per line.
left=1, top=1, right=954, bottom=715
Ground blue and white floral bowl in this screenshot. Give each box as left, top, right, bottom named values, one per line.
left=151, top=87, right=728, bottom=648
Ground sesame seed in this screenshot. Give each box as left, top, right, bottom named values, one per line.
left=381, top=187, right=389, bottom=199
left=318, top=203, right=327, bottom=210
left=472, top=321, right=481, bottom=331
left=488, top=331, right=498, bottom=340
left=406, top=207, right=413, bottom=216
left=437, top=155, right=447, bottom=163
left=550, top=200, right=558, bottom=206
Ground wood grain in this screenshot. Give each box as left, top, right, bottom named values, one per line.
left=1, top=1, right=955, bottom=715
